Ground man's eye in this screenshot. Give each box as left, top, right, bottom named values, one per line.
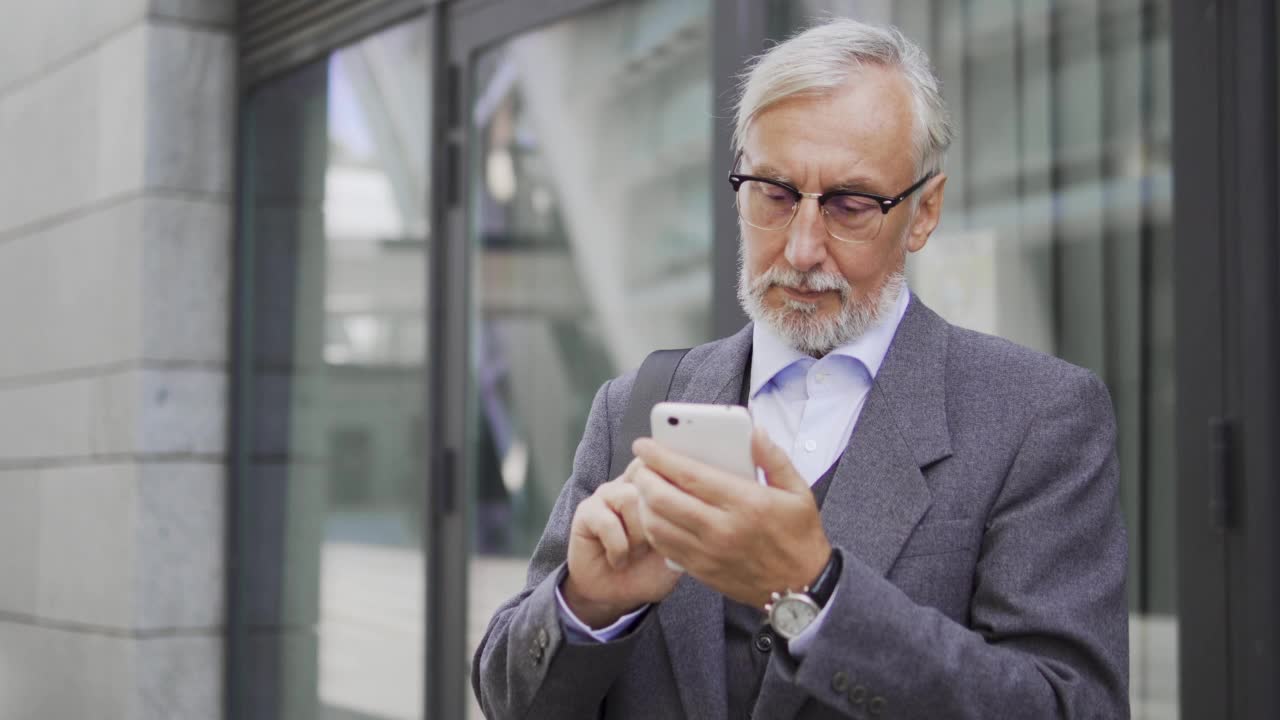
left=758, top=185, right=791, bottom=203
left=827, top=195, right=878, bottom=217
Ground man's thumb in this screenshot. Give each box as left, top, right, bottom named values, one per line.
left=751, top=427, right=806, bottom=493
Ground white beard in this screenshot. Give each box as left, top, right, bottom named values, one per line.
left=737, top=249, right=905, bottom=357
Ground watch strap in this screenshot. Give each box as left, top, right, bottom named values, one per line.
left=807, top=547, right=843, bottom=609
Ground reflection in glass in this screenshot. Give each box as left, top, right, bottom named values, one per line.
left=465, top=1, right=713, bottom=717
left=779, top=2, right=1176, bottom=717
left=235, top=18, right=429, bottom=720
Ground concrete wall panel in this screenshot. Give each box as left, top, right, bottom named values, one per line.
left=0, top=367, right=225, bottom=462
left=0, top=0, right=147, bottom=94
left=0, top=25, right=148, bottom=236
left=144, top=24, right=235, bottom=195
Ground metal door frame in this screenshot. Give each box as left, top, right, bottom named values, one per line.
left=1172, top=0, right=1278, bottom=717
left=425, top=1, right=766, bottom=715
left=226, top=3, right=435, bottom=719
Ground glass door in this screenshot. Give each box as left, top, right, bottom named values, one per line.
left=441, top=0, right=717, bottom=716
left=774, top=1, right=1178, bottom=717
left=231, top=16, right=431, bottom=720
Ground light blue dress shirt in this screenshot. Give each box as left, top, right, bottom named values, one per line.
left=556, top=285, right=911, bottom=654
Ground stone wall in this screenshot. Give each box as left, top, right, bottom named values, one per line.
left=0, top=1, right=234, bottom=717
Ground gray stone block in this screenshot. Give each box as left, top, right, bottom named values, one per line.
left=0, top=193, right=230, bottom=381
left=0, top=621, right=220, bottom=720
left=0, top=472, right=41, bottom=616
left=135, top=633, right=222, bottom=720
left=0, top=20, right=234, bottom=238
left=20, top=461, right=222, bottom=630
left=0, top=621, right=132, bottom=719
left=144, top=23, right=235, bottom=196
left=0, top=24, right=148, bottom=237
left=0, top=199, right=144, bottom=381
left=0, top=370, right=136, bottom=461
left=134, top=462, right=225, bottom=629
left=0, top=0, right=147, bottom=94
left=34, top=463, right=139, bottom=627
left=136, top=367, right=227, bottom=456
left=150, top=0, right=235, bottom=28
left=0, top=366, right=226, bottom=461
left=139, top=195, right=232, bottom=365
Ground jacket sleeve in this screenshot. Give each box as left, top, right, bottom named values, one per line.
left=768, top=370, right=1129, bottom=719
left=472, top=376, right=657, bottom=719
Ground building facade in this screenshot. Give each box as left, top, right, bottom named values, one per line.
left=0, top=1, right=234, bottom=717
left=0, top=0, right=1276, bottom=718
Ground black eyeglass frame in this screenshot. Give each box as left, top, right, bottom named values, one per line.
left=726, top=169, right=937, bottom=217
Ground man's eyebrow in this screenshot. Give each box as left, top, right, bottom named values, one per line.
left=825, top=175, right=884, bottom=194
left=742, top=162, right=794, bottom=183
left=740, top=160, right=884, bottom=194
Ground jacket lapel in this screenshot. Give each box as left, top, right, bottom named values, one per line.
left=656, top=301, right=954, bottom=720
left=655, top=326, right=751, bottom=720
left=822, top=295, right=951, bottom=577
left=754, top=296, right=953, bottom=719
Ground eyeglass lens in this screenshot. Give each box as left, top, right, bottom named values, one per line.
left=735, top=180, right=884, bottom=242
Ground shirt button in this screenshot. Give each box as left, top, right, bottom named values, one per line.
left=754, top=630, right=774, bottom=653
left=804, top=439, right=817, bottom=453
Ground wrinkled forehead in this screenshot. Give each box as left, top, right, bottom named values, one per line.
left=740, top=66, right=918, bottom=190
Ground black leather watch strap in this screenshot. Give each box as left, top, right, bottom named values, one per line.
left=807, top=547, right=843, bottom=609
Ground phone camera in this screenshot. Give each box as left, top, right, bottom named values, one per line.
left=667, top=417, right=679, bottom=426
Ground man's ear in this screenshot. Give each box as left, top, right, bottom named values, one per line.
left=906, top=173, right=947, bottom=253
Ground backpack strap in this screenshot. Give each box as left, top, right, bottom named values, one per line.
left=608, top=348, right=691, bottom=480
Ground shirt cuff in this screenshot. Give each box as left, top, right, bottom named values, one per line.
left=554, top=584, right=650, bottom=644
left=786, top=581, right=839, bottom=659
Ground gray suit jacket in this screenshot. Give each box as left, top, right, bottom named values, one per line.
left=473, top=296, right=1128, bottom=719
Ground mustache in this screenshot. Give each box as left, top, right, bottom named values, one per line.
left=749, top=265, right=852, bottom=299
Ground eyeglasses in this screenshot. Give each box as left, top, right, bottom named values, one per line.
left=727, top=166, right=935, bottom=244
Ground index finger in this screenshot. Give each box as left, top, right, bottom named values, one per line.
left=631, top=437, right=759, bottom=508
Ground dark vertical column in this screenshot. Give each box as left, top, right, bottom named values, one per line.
left=228, top=59, right=332, bottom=720
left=425, top=1, right=455, bottom=717
left=1227, top=0, right=1279, bottom=715
left=1140, top=0, right=1177, bottom=619
left=1171, top=0, right=1230, bottom=715
left=710, top=0, right=769, bottom=338
left=431, top=0, right=470, bottom=715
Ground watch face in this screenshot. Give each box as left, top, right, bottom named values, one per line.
left=772, top=596, right=820, bottom=638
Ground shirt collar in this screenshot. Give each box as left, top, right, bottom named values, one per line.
left=750, top=283, right=910, bottom=399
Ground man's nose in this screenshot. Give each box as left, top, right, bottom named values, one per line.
left=784, top=197, right=829, bottom=273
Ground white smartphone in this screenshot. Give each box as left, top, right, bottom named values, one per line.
left=648, top=402, right=757, bottom=572
left=649, top=402, right=757, bottom=483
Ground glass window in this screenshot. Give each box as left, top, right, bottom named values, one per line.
left=777, top=2, right=1176, bottom=717
left=464, top=0, right=713, bottom=716
left=232, top=17, right=430, bottom=720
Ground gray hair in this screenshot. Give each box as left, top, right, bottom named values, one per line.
left=733, top=18, right=953, bottom=176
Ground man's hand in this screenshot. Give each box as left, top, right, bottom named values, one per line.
left=562, top=460, right=682, bottom=628
left=631, top=428, right=832, bottom=608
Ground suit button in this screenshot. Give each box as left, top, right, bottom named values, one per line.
left=754, top=631, right=774, bottom=653
left=530, top=645, right=544, bottom=664
left=849, top=685, right=867, bottom=705
left=831, top=671, right=849, bottom=693
left=869, top=696, right=886, bottom=715
left=535, top=627, right=549, bottom=649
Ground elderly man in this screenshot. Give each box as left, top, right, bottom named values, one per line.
left=473, top=18, right=1127, bottom=720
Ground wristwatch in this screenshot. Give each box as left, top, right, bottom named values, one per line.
left=764, top=547, right=843, bottom=640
